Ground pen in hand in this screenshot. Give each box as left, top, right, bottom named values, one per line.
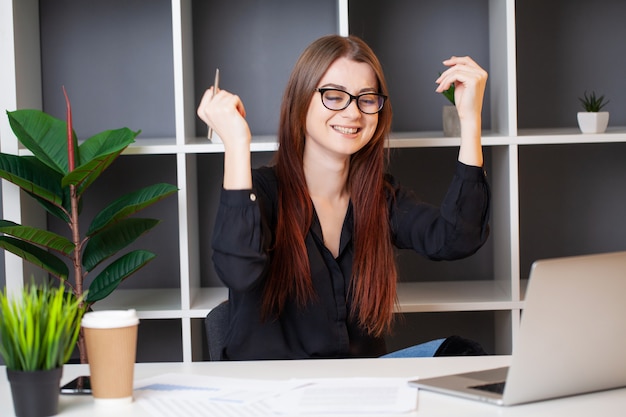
left=208, top=68, right=220, bottom=140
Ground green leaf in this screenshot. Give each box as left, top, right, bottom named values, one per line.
left=87, top=183, right=178, bottom=236
left=579, top=90, right=610, bottom=112
left=86, top=250, right=156, bottom=303
left=25, top=190, right=71, bottom=224
left=442, top=83, right=455, bottom=105
left=0, top=220, right=74, bottom=255
left=78, top=128, right=138, bottom=166
left=0, top=236, right=69, bottom=280
left=82, top=218, right=160, bottom=271
left=437, top=72, right=455, bottom=105
left=0, top=153, right=64, bottom=206
left=62, top=128, right=138, bottom=193
left=6, top=109, right=77, bottom=175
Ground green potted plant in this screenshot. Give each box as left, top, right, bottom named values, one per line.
left=440, top=79, right=460, bottom=137
left=0, top=88, right=177, bottom=364
left=577, top=90, right=610, bottom=133
left=0, top=283, right=86, bottom=417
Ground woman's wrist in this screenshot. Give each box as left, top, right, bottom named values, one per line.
left=223, top=144, right=252, bottom=189
left=458, top=116, right=483, bottom=167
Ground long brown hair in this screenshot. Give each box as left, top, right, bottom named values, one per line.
left=262, top=35, right=396, bottom=337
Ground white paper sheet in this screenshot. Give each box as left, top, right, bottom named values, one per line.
left=133, top=374, right=418, bottom=416
left=268, top=378, right=418, bottom=415
left=134, top=373, right=304, bottom=404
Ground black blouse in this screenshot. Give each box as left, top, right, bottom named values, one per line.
left=211, top=161, right=490, bottom=360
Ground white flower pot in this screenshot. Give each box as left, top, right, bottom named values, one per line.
left=442, top=105, right=460, bottom=137
left=577, top=111, right=609, bottom=133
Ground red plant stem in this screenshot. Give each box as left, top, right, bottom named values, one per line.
left=63, top=86, right=87, bottom=363
left=62, top=86, right=75, bottom=172
left=70, top=184, right=86, bottom=363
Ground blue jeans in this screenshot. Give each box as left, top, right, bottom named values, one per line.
left=380, top=338, right=446, bottom=358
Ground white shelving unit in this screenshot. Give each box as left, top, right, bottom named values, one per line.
left=2, top=0, right=625, bottom=362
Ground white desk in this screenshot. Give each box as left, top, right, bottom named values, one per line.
left=2, top=356, right=625, bottom=416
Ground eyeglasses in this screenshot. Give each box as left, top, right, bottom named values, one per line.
left=316, top=88, right=387, bottom=114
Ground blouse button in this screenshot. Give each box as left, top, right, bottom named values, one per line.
left=249, top=193, right=257, bottom=202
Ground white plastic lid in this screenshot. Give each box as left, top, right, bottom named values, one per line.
left=81, top=309, right=139, bottom=329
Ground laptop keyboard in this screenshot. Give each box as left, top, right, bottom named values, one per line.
left=471, top=381, right=506, bottom=394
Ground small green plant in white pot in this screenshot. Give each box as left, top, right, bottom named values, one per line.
left=577, top=91, right=610, bottom=133
left=440, top=80, right=460, bottom=137
left=0, top=283, right=86, bottom=417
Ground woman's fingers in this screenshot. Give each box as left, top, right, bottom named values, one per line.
left=435, top=56, right=487, bottom=93
left=197, top=87, right=251, bottom=146
left=435, top=56, right=488, bottom=119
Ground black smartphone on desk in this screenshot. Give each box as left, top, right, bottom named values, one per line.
left=60, top=375, right=91, bottom=395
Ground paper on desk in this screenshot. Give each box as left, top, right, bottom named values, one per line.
left=133, top=374, right=418, bottom=416
left=134, top=373, right=303, bottom=404
left=134, top=373, right=303, bottom=417
left=268, top=377, right=418, bottom=415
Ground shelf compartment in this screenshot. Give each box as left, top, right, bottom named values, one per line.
left=396, top=281, right=521, bottom=313
left=518, top=141, right=626, bottom=279
left=386, top=310, right=500, bottom=355
left=39, top=0, right=176, bottom=139
left=93, top=289, right=183, bottom=319
left=348, top=0, right=492, bottom=133
left=516, top=0, right=626, bottom=130
left=190, top=0, right=339, bottom=139
left=137, top=318, right=183, bottom=362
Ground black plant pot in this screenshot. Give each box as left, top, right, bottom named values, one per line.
left=6, top=367, right=63, bottom=417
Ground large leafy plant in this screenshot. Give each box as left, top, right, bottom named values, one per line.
left=0, top=283, right=86, bottom=371
left=0, top=90, right=177, bottom=362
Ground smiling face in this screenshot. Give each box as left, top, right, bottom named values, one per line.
left=304, top=57, right=380, bottom=161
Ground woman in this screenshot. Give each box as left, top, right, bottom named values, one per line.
left=197, top=34, right=490, bottom=360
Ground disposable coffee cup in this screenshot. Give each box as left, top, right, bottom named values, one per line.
left=82, top=309, right=139, bottom=405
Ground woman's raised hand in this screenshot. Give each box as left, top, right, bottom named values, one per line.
left=197, top=87, right=253, bottom=189
left=435, top=56, right=488, bottom=122
left=435, top=56, right=488, bottom=167
left=197, top=87, right=252, bottom=149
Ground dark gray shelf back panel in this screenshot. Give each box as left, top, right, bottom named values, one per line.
left=519, top=142, right=626, bottom=278
left=349, top=0, right=491, bottom=132
left=39, top=0, right=176, bottom=139
left=517, top=0, right=626, bottom=129
left=192, top=0, right=338, bottom=136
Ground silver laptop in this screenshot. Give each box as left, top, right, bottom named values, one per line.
left=410, top=251, right=626, bottom=406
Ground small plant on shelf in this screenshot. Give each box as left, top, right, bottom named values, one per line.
left=577, top=90, right=610, bottom=133
left=439, top=73, right=459, bottom=137
left=578, top=91, right=609, bottom=112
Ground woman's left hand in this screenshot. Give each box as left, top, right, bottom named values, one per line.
left=436, top=56, right=488, bottom=167
left=435, top=56, right=488, bottom=121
